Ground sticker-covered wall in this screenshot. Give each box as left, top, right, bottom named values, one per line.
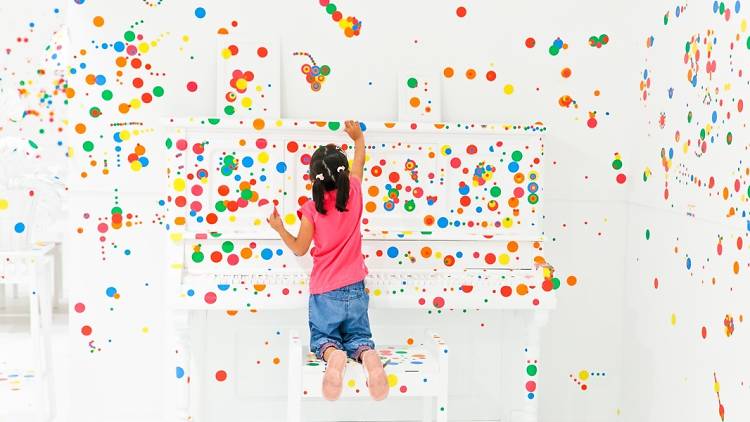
left=1, top=1, right=644, bottom=421
left=625, top=1, right=750, bottom=421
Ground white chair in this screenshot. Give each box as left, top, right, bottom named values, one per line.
left=287, top=329, right=448, bottom=422
left=0, top=243, right=56, bottom=422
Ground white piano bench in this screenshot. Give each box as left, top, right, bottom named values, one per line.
left=287, top=329, right=449, bottom=422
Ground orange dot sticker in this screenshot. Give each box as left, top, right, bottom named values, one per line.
left=443, top=67, right=454, bottom=78
left=561, top=67, right=572, bottom=78
left=409, top=97, right=421, bottom=107
left=466, top=68, right=477, bottom=79
left=93, top=16, right=104, bottom=27
left=75, top=123, right=87, bottom=134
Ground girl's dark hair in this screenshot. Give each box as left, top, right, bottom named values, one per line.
left=309, top=144, right=350, bottom=214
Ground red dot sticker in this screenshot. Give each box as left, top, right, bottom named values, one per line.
left=257, top=47, right=268, bottom=58
left=81, top=325, right=92, bottom=336
left=525, top=37, right=536, bottom=48
left=186, top=81, right=198, bottom=92
left=204, top=291, right=217, bottom=304
left=215, top=370, right=227, bottom=381
left=74, top=303, right=86, bottom=313
left=456, top=6, right=467, bottom=17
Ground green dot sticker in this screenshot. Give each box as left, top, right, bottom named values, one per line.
left=526, top=364, right=538, bottom=376
left=82, top=141, right=94, bottom=152
left=407, top=77, right=418, bottom=88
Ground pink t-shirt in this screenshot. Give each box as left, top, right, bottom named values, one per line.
left=298, top=175, right=368, bottom=294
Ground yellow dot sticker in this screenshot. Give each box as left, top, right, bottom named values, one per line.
left=387, top=373, right=398, bottom=388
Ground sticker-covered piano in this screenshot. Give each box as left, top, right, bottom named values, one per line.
left=163, top=117, right=554, bottom=422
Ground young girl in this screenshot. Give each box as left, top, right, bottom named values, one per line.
left=267, top=120, right=389, bottom=401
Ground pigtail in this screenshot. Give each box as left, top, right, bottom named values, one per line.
left=312, top=177, right=327, bottom=215
left=333, top=164, right=350, bottom=212
left=310, top=159, right=329, bottom=214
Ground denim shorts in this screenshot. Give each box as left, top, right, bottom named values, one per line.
left=308, top=280, right=375, bottom=361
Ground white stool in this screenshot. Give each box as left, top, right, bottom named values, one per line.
left=287, top=330, right=448, bottom=422
left=0, top=243, right=56, bottom=422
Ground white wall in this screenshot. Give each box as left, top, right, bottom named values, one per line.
left=623, top=1, right=750, bottom=421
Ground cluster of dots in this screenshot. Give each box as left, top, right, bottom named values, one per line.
left=442, top=67, right=514, bottom=94
left=569, top=369, right=606, bottom=391
left=548, top=37, right=568, bottom=56
left=640, top=69, right=650, bottom=101
left=525, top=355, right=538, bottom=400
left=127, top=143, right=149, bottom=171
left=405, top=77, right=434, bottom=114
left=293, top=52, right=331, bottom=92
left=588, top=34, right=610, bottom=48
left=318, top=0, right=362, bottom=38
left=611, top=153, right=626, bottom=184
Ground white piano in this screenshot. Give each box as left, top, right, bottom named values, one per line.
left=163, top=117, right=555, bottom=421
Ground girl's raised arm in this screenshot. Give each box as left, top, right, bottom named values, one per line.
left=344, top=120, right=365, bottom=180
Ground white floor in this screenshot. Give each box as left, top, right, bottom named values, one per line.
left=0, top=299, right=494, bottom=422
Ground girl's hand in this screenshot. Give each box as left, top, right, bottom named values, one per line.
left=266, top=207, right=284, bottom=232
left=344, top=120, right=364, bottom=141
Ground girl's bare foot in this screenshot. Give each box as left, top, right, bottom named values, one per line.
left=322, top=348, right=347, bottom=401
left=361, top=350, right=389, bottom=401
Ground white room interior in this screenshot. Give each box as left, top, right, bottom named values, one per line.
left=1, top=1, right=748, bottom=421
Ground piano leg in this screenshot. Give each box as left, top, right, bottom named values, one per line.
left=422, top=396, right=433, bottom=422
left=516, top=310, right=550, bottom=422
left=189, top=310, right=208, bottom=421
left=164, top=308, right=190, bottom=422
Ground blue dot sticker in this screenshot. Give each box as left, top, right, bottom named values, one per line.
left=195, top=7, right=206, bottom=18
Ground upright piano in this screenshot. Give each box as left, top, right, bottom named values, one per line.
left=162, top=117, right=555, bottom=422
